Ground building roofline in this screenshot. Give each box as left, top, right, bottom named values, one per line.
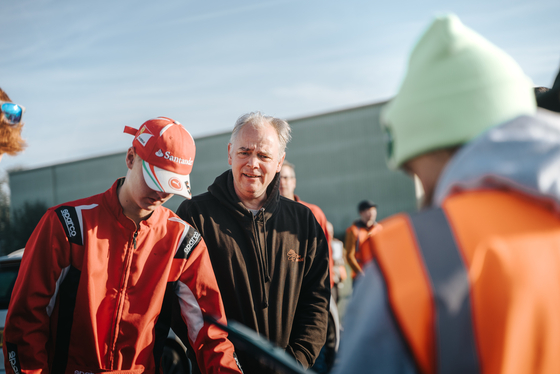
left=194, top=99, right=390, bottom=142
left=9, top=98, right=390, bottom=175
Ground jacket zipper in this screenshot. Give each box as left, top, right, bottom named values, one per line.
left=109, top=229, right=138, bottom=368
left=252, top=209, right=269, bottom=308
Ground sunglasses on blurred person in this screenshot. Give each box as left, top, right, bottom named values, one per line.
left=1, top=101, right=25, bottom=125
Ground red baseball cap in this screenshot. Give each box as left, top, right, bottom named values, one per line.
left=124, top=117, right=196, bottom=199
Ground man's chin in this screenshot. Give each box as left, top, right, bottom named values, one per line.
left=238, top=179, right=261, bottom=190
left=241, top=186, right=267, bottom=198
left=142, top=201, right=162, bottom=211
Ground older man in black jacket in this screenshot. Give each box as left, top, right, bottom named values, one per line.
left=176, top=111, right=330, bottom=373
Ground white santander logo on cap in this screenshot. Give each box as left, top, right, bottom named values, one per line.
left=155, top=149, right=193, bottom=165
left=169, top=178, right=183, bottom=191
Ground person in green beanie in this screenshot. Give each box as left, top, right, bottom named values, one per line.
left=332, top=14, right=560, bottom=374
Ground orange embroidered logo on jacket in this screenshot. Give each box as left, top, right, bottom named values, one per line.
left=287, top=250, right=304, bottom=262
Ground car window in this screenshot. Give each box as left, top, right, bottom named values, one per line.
left=0, top=261, right=20, bottom=310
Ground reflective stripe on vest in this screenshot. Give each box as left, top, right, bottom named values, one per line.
left=409, top=208, right=480, bottom=374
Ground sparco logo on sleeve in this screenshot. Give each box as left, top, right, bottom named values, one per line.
left=61, top=209, right=77, bottom=237
left=55, top=206, right=84, bottom=245
left=175, top=227, right=202, bottom=259
left=185, top=231, right=201, bottom=255
left=9, top=351, right=20, bottom=374
left=6, top=343, right=22, bottom=374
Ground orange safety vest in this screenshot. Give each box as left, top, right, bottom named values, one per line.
left=370, top=190, right=560, bottom=374
left=345, top=222, right=382, bottom=278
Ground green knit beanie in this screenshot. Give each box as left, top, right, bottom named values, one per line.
left=381, top=14, right=536, bottom=169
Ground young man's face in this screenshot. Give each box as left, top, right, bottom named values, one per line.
left=126, top=149, right=173, bottom=213
left=279, top=165, right=296, bottom=200
left=228, top=122, right=285, bottom=205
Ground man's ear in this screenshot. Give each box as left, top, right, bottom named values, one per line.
left=125, top=147, right=136, bottom=170
left=227, top=143, right=233, bottom=166
left=276, top=152, right=286, bottom=172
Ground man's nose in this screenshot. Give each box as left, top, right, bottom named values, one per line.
left=247, top=155, right=259, bottom=167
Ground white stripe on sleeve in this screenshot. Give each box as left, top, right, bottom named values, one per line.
left=176, top=280, right=204, bottom=343
left=46, top=265, right=71, bottom=317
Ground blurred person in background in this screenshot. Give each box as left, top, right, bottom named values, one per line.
left=0, top=88, right=26, bottom=162
left=333, top=14, right=560, bottom=374
left=279, top=161, right=339, bottom=374
left=327, top=221, right=347, bottom=304
left=344, top=200, right=382, bottom=281
left=176, top=112, right=330, bottom=373
left=279, top=161, right=334, bottom=290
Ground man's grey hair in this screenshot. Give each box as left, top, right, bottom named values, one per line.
left=230, top=112, right=292, bottom=155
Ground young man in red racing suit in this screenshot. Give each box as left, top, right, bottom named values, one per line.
left=3, top=117, right=242, bottom=374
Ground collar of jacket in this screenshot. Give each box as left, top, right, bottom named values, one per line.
left=433, top=111, right=560, bottom=209
left=208, top=170, right=281, bottom=219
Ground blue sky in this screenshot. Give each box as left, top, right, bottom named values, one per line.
left=1, top=0, right=559, bottom=178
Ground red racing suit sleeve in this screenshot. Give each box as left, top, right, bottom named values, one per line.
left=3, top=209, right=71, bottom=374
left=175, top=235, right=242, bottom=374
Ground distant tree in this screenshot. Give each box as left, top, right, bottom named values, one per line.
left=8, top=201, right=48, bottom=253
left=0, top=173, right=49, bottom=256
left=0, top=180, right=10, bottom=255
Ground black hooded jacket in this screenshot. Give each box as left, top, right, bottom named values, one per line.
left=176, top=170, right=330, bottom=372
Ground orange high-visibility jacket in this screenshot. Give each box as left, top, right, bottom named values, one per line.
left=344, top=221, right=382, bottom=278
left=379, top=190, right=560, bottom=373
left=336, top=190, right=560, bottom=374
left=333, top=112, right=560, bottom=374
